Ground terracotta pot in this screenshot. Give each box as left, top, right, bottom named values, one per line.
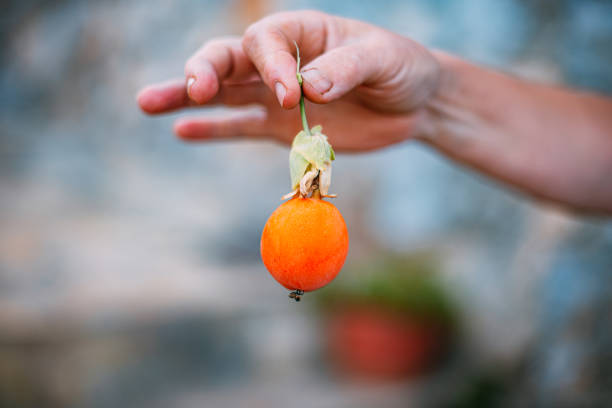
left=324, top=306, right=448, bottom=380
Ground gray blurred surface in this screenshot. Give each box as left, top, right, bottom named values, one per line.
left=1, top=0, right=611, bottom=407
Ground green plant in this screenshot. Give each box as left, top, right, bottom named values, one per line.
left=316, top=253, right=457, bottom=327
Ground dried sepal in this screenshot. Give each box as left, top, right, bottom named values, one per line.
left=289, top=125, right=335, bottom=193
left=281, top=189, right=298, bottom=200
left=289, top=130, right=311, bottom=190
left=299, top=168, right=319, bottom=197
left=318, top=165, right=332, bottom=196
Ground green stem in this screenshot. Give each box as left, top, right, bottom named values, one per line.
left=295, top=41, right=310, bottom=136
left=299, top=93, right=309, bottom=135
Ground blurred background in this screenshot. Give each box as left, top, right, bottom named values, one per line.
left=1, top=0, right=612, bottom=407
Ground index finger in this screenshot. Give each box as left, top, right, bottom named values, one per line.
left=241, top=10, right=328, bottom=109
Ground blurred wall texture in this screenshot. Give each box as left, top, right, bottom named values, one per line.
left=1, top=0, right=611, bottom=407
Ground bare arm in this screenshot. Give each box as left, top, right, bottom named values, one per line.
left=425, top=53, right=612, bottom=213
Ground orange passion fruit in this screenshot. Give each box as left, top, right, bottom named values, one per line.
left=261, top=196, right=349, bottom=295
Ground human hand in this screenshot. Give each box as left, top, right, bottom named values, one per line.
left=137, top=10, right=441, bottom=151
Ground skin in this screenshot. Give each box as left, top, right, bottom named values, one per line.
left=137, top=10, right=612, bottom=214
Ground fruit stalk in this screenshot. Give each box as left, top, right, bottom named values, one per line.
left=287, top=42, right=335, bottom=198
left=295, top=41, right=311, bottom=136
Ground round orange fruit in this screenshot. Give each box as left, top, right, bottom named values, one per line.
left=260, top=197, right=349, bottom=292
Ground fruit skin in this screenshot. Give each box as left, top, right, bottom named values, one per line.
left=261, top=197, right=349, bottom=292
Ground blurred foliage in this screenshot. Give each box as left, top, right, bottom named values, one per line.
left=444, top=371, right=507, bottom=408
left=316, top=253, right=458, bottom=327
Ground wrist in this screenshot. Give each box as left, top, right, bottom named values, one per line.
left=415, top=50, right=496, bottom=164
left=416, top=51, right=462, bottom=141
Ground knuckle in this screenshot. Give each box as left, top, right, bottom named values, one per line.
left=302, top=9, right=327, bottom=19
left=244, top=9, right=327, bottom=47
left=242, top=23, right=261, bottom=49
left=243, top=13, right=288, bottom=50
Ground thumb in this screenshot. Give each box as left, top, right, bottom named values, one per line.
left=299, top=44, right=376, bottom=104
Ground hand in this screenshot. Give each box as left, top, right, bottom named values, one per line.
left=137, top=10, right=442, bottom=151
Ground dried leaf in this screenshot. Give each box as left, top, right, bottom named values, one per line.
left=299, top=168, right=319, bottom=197
left=288, top=126, right=335, bottom=191
left=319, top=166, right=332, bottom=195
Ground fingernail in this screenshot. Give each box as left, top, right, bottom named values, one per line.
left=187, top=77, right=195, bottom=97
left=301, top=69, right=332, bottom=95
left=275, top=82, right=286, bottom=106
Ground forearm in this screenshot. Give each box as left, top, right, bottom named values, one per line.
left=420, top=52, right=612, bottom=214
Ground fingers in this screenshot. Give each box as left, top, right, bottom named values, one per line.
left=299, top=43, right=376, bottom=104
left=174, top=109, right=267, bottom=141
left=242, top=11, right=328, bottom=109
left=185, top=37, right=257, bottom=104
left=137, top=78, right=271, bottom=114
left=146, top=11, right=331, bottom=113
left=137, top=78, right=192, bottom=114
